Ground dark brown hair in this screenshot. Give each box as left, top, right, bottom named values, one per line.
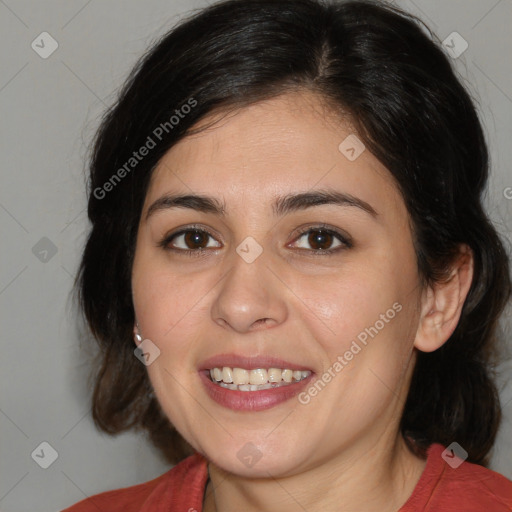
left=76, top=0, right=511, bottom=465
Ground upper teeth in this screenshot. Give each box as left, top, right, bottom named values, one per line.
left=209, top=367, right=311, bottom=385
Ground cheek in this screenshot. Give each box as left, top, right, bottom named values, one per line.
left=132, top=251, right=217, bottom=339
left=292, top=249, right=419, bottom=378
left=293, top=265, right=401, bottom=346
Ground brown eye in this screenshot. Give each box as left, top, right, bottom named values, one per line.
left=165, top=229, right=222, bottom=251
left=307, top=230, right=335, bottom=251
left=290, top=227, right=350, bottom=253
left=183, top=230, right=209, bottom=249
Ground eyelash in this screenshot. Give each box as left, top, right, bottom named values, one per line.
left=158, top=223, right=353, bottom=257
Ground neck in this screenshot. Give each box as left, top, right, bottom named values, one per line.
left=203, top=434, right=426, bottom=512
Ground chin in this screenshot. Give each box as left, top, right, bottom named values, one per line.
left=204, top=436, right=311, bottom=478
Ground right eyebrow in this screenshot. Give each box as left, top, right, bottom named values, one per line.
left=145, top=193, right=226, bottom=221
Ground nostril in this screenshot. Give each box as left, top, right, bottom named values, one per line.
left=252, top=318, right=271, bottom=328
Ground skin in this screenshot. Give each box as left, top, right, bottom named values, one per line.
left=131, top=91, right=474, bottom=512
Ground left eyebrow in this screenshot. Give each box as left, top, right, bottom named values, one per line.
left=145, top=188, right=378, bottom=221
left=272, top=189, right=378, bottom=218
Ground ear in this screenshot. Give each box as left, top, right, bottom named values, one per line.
left=414, top=244, right=474, bottom=353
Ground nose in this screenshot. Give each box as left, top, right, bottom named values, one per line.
left=211, top=249, right=288, bottom=333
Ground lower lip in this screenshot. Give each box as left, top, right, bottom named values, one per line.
left=199, top=371, right=314, bottom=411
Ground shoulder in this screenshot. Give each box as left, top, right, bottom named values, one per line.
left=401, top=444, right=512, bottom=511
left=61, top=452, right=208, bottom=512
left=435, top=451, right=512, bottom=509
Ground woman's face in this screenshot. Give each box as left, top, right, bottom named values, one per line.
left=132, top=91, right=425, bottom=477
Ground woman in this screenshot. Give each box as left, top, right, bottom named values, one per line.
left=64, top=0, right=512, bottom=510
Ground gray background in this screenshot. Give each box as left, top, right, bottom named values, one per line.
left=0, top=1, right=511, bottom=510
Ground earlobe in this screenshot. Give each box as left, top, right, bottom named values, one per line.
left=414, top=244, right=474, bottom=353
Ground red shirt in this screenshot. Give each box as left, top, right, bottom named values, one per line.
left=62, top=443, right=512, bottom=511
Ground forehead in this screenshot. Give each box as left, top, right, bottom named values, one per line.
left=144, top=92, right=406, bottom=222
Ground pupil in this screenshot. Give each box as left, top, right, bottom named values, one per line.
left=185, top=230, right=207, bottom=248
left=308, top=230, right=332, bottom=250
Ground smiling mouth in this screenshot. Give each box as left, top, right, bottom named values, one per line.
left=207, top=366, right=312, bottom=391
